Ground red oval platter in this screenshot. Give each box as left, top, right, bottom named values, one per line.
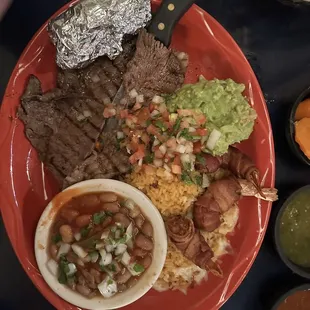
left=0, top=1, right=275, bottom=309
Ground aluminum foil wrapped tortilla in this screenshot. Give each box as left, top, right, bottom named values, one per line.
left=48, top=0, right=151, bottom=69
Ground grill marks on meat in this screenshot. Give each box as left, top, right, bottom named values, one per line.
left=166, top=216, right=222, bottom=276
left=63, top=131, right=130, bottom=188
left=18, top=76, right=106, bottom=184
left=194, top=177, right=241, bottom=232
left=123, top=29, right=187, bottom=100
left=57, top=41, right=136, bottom=104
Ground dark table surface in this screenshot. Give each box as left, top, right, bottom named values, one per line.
left=1, top=0, right=310, bottom=309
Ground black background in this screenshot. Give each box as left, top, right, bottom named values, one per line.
left=1, top=0, right=310, bottom=309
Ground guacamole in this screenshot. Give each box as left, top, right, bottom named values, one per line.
left=166, top=77, right=257, bottom=155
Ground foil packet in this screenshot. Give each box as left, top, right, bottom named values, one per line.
left=48, top=0, right=151, bottom=69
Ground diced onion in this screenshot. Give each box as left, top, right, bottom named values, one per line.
left=127, top=262, right=144, bottom=276
left=202, top=174, right=210, bottom=188
left=153, top=158, right=163, bottom=167
left=152, top=95, right=164, bottom=104
left=184, top=142, right=193, bottom=154
left=158, top=103, right=167, bottom=113
left=66, top=263, right=77, bottom=276
left=121, top=251, right=131, bottom=266
left=176, top=144, right=186, bottom=154
left=46, top=259, right=58, bottom=277
left=153, top=139, right=160, bottom=147
left=98, top=277, right=118, bottom=298
left=71, top=244, right=88, bottom=259
left=117, top=131, right=124, bottom=139
left=136, top=94, right=144, bottom=103
left=163, top=164, right=171, bottom=172
left=99, top=249, right=107, bottom=259
left=159, top=144, right=167, bottom=155
left=127, top=239, right=134, bottom=250
left=206, top=129, right=221, bottom=151
left=90, top=252, right=99, bottom=263
left=115, top=244, right=127, bottom=256
left=151, top=110, right=160, bottom=118
left=138, top=158, right=143, bottom=166
left=101, top=230, right=110, bottom=240
left=188, top=127, right=196, bottom=133
left=96, top=242, right=106, bottom=249
left=124, top=199, right=135, bottom=210
left=181, top=153, right=190, bottom=164
left=129, top=88, right=138, bottom=99
left=126, top=223, right=133, bottom=239
left=101, top=253, right=112, bottom=266
left=76, top=114, right=85, bottom=121
left=74, top=233, right=81, bottom=241
left=105, top=244, right=114, bottom=253
left=57, top=243, right=71, bottom=259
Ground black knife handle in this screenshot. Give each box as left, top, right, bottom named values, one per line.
left=147, top=0, right=196, bottom=47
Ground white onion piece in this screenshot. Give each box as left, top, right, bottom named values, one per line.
left=206, top=129, right=221, bottom=151
left=115, top=244, right=127, bottom=256
left=127, top=239, right=134, bottom=250
left=98, top=277, right=118, bottom=298
left=127, top=262, right=144, bottom=276
left=138, top=158, right=143, bottom=166
left=152, top=95, right=164, bottom=104
left=159, top=144, right=167, bottom=155
left=121, top=251, right=131, bottom=266
left=126, top=223, right=133, bottom=240
left=129, top=88, right=138, bottom=99
left=117, top=131, right=124, bottom=140
left=153, top=158, right=163, bottom=167
left=150, top=110, right=160, bottom=118
left=46, top=259, right=58, bottom=277
left=184, top=142, right=193, bottom=154
left=76, top=114, right=85, bottom=121
left=77, top=259, right=85, bottom=267
left=71, top=244, right=88, bottom=259
left=100, top=253, right=112, bottom=266
left=188, top=127, right=196, bottom=133
left=74, top=233, right=81, bottom=241
left=124, top=199, right=135, bottom=210
left=99, top=248, right=107, bottom=259
left=105, top=244, right=114, bottom=253
left=96, top=242, right=105, bottom=250
left=57, top=243, right=70, bottom=259
left=153, top=139, right=160, bottom=147
left=136, top=94, right=144, bottom=103
left=66, top=263, right=77, bottom=276
left=176, top=144, right=186, bottom=154
left=163, top=164, right=171, bottom=172
left=101, top=230, right=110, bottom=240
left=181, top=154, right=190, bottom=164
left=202, top=174, right=210, bottom=188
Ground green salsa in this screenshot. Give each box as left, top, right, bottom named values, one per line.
left=279, top=190, right=310, bottom=267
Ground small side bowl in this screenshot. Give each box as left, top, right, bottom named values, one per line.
left=286, top=86, right=310, bottom=165
left=274, top=185, right=310, bottom=279
left=35, top=179, right=167, bottom=310
left=270, top=283, right=310, bottom=310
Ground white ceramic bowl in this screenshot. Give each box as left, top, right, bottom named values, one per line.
left=35, top=179, right=167, bottom=310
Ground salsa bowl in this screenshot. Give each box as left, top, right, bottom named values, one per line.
left=35, top=179, right=167, bottom=310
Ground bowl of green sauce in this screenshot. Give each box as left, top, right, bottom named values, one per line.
left=274, top=185, right=310, bottom=278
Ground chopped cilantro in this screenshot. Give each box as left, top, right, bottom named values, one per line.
left=179, top=128, right=194, bottom=141
left=93, top=211, right=106, bottom=225
left=146, top=119, right=152, bottom=127
left=108, top=264, right=116, bottom=272
left=196, top=153, right=206, bottom=165
left=80, top=226, right=91, bottom=238
left=58, top=256, right=69, bottom=285
left=144, top=153, right=154, bottom=164
left=183, top=161, right=192, bottom=171
left=194, top=175, right=203, bottom=186
left=52, top=233, right=62, bottom=244
left=172, top=117, right=181, bottom=134
left=155, top=120, right=167, bottom=131
left=152, top=112, right=162, bottom=119
left=181, top=172, right=193, bottom=185
left=105, top=211, right=113, bottom=216
left=89, top=251, right=98, bottom=258
left=133, top=263, right=145, bottom=273
left=107, top=279, right=113, bottom=285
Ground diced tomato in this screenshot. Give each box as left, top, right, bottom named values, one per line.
left=194, top=128, right=208, bottom=136
left=149, top=103, right=155, bottom=113
left=195, top=114, right=207, bottom=125
left=171, top=164, right=182, bottom=174
left=193, top=141, right=202, bottom=154
left=129, top=144, right=145, bottom=164
left=162, top=110, right=170, bottom=121
left=154, top=149, right=164, bottom=159
left=181, top=120, right=190, bottom=129
left=119, top=109, right=129, bottom=119
left=173, top=154, right=181, bottom=166
left=133, top=102, right=142, bottom=111
left=141, top=132, right=150, bottom=145
left=147, top=124, right=159, bottom=135
left=177, top=109, right=194, bottom=117
left=136, top=107, right=150, bottom=125
left=103, top=107, right=116, bottom=118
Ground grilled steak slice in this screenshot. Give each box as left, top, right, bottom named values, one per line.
left=18, top=75, right=106, bottom=185
left=63, top=132, right=130, bottom=189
